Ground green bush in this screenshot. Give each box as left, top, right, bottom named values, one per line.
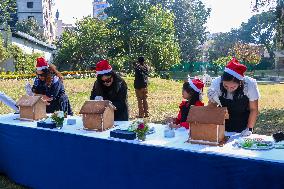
left=8, top=45, right=42, bottom=74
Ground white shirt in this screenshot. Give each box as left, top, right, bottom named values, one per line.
left=208, top=76, right=260, bottom=102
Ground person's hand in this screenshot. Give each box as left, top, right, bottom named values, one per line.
left=241, top=128, right=252, bottom=137
left=165, top=117, right=174, bottom=124
left=207, top=89, right=222, bottom=107
left=41, top=95, right=53, bottom=105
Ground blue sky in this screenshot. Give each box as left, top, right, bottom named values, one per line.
left=54, top=0, right=258, bottom=33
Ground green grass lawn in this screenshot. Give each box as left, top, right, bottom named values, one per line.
left=0, top=77, right=283, bottom=188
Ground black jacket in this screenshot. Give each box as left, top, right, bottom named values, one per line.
left=134, top=63, right=149, bottom=89
left=90, top=76, right=129, bottom=121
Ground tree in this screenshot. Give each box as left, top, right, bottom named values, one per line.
left=2, top=44, right=42, bottom=73
left=0, top=0, right=17, bottom=27
left=141, top=5, right=180, bottom=71
left=54, top=17, right=116, bottom=70
left=105, top=1, right=180, bottom=71
left=15, top=18, right=47, bottom=42
left=172, top=0, right=211, bottom=65
left=252, top=0, right=284, bottom=50
left=275, top=0, right=284, bottom=49
left=238, top=11, right=277, bottom=58
left=0, top=35, right=9, bottom=63
left=207, top=30, right=239, bottom=63
left=213, top=56, right=232, bottom=67
left=232, top=42, right=262, bottom=71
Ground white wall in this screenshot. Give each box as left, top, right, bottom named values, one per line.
left=11, top=37, right=53, bottom=61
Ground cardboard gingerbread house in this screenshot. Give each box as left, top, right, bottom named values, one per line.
left=79, top=100, right=116, bottom=131
left=16, top=95, right=46, bottom=121
left=187, top=106, right=229, bottom=146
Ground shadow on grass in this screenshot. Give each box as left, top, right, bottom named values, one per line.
left=255, top=108, right=284, bottom=135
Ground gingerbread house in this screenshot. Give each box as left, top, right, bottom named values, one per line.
left=16, top=95, right=46, bottom=121
left=79, top=100, right=116, bottom=131
left=187, top=106, right=229, bottom=146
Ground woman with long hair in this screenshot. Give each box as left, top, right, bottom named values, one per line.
left=32, top=57, right=73, bottom=115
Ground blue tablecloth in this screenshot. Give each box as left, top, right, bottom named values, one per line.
left=0, top=121, right=284, bottom=189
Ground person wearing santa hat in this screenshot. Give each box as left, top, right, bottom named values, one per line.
left=208, top=57, right=260, bottom=136
left=168, top=78, right=205, bottom=129
left=90, top=60, right=129, bottom=121
left=32, top=57, right=73, bottom=115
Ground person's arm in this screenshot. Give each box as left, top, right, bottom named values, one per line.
left=246, top=78, right=260, bottom=130
left=90, top=81, right=99, bottom=100
left=111, top=82, right=127, bottom=110
left=0, top=92, right=18, bottom=111
left=207, top=77, right=222, bottom=106
left=247, top=100, right=259, bottom=129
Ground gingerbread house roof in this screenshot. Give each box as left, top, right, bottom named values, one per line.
left=79, top=100, right=116, bottom=114
left=16, top=95, right=43, bottom=107
left=187, top=106, right=229, bottom=125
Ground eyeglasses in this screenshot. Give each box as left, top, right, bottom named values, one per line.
left=102, top=77, right=112, bottom=83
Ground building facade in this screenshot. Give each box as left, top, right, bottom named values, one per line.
left=93, top=0, right=109, bottom=20
left=0, top=30, right=56, bottom=71
left=16, top=0, right=56, bottom=43
left=55, top=19, right=73, bottom=38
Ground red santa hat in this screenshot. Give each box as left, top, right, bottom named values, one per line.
left=36, top=57, right=49, bottom=70
left=96, top=60, right=112, bottom=75
left=188, top=78, right=204, bottom=93
left=224, top=57, right=247, bottom=80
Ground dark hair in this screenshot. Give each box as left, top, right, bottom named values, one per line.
left=183, top=82, right=200, bottom=106
left=97, top=71, right=113, bottom=84
left=138, top=57, right=145, bottom=63
left=95, top=71, right=125, bottom=94
left=40, top=64, right=63, bottom=87
left=220, top=72, right=244, bottom=100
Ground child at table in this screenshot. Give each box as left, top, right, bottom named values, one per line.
left=168, top=78, right=204, bottom=129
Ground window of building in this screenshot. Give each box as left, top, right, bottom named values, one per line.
left=27, top=2, right=34, bottom=8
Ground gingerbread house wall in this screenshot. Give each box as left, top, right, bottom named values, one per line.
left=190, top=123, right=225, bottom=143
left=82, top=114, right=103, bottom=130
left=102, top=107, right=114, bottom=130
left=20, top=106, right=34, bottom=120
left=33, top=101, right=47, bottom=120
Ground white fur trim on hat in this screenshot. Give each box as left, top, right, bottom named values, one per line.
left=188, top=78, right=201, bottom=93
left=224, top=67, right=244, bottom=80
left=96, top=68, right=112, bottom=75
left=36, top=66, right=49, bottom=71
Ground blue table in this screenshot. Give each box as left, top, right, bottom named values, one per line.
left=0, top=114, right=284, bottom=189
